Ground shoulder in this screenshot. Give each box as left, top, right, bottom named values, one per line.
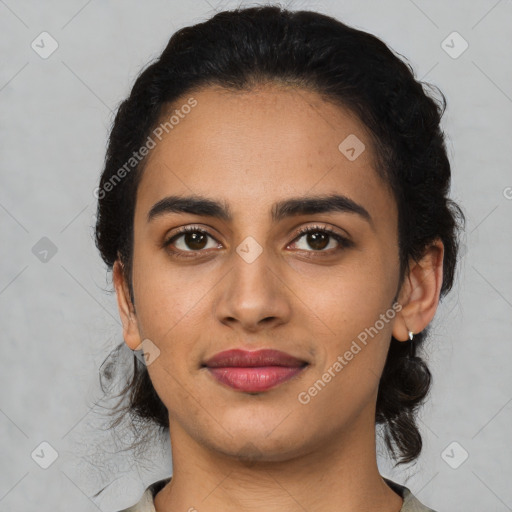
left=117, top=477, right=171, bottom=512
left=383, top=477, right=438, bottom=512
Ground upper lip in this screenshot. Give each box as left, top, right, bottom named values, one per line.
left=203, top=349, right=308, bottom=368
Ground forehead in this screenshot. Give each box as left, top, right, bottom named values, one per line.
left=135, top=84, right=395, bottom=226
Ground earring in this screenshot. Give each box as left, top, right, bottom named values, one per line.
left=408, top=330, right=416, bottom=358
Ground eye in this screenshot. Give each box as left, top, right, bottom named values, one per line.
left=163, top=226, right=221, bottom=258
left=289, top=225, right=352, bottom=253
left=162, top=223, right=352, bottom=260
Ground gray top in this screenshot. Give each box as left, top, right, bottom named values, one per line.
left=119, top=476, right=437, bottom=511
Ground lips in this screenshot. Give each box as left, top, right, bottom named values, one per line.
left=203, top=349, right=308, bottom=393
left=204, top=349, right=307, bottom=368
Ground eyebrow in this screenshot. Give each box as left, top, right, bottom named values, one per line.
left=147, top=193, right=373, bottom=227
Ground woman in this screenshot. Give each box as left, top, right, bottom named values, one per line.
left=94, top=5, right=464, bottom=511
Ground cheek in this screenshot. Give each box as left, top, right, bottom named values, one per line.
left=307, top=245, right=399, bottom=395
left=315, top=249, right=399, bottom=339
left=131, top=246, right=211, bottom=340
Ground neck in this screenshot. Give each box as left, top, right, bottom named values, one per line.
left=154, top=405, right=403, bottom=512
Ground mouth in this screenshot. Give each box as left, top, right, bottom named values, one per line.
left=203, top=349, right=309, bottom=393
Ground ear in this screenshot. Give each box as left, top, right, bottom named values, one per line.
left=392, top=238, right=444, bottom=342
left=113, top=259, right=142, bottom=350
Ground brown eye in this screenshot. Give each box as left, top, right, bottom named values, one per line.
left=304, top=231, right=330, bottom=250
left=163, top=226, right=220, bottom=256
left=291, top=225, right=352, bottom=253
left=181, top=231, right=208, bottom=250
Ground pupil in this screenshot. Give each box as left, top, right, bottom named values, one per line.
left=186, top=232, right=206, bottom=250
left=308, top=232, right=328, bottom=250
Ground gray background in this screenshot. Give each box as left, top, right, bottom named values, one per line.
left=1, top=0, right=511, bottom=510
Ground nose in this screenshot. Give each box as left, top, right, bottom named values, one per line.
left=214, top=245, right=292, bottom=333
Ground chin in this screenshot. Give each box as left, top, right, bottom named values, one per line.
left=198, top=412, right=313, bottom=463
left=213, top=435, right=309, bottom=464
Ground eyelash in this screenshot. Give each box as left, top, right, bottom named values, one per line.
left=162, top=224, right=353, bottom=259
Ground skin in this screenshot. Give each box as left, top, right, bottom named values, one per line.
left=113, top=84, right=444, bottom=512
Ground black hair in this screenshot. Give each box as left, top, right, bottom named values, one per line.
left=94, top=5, right=465, bottom=466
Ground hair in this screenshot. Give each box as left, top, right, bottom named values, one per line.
left=94, top=5, right=465, bottom=466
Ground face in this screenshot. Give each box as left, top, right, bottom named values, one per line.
left=119, top=84, right=404, bottom=461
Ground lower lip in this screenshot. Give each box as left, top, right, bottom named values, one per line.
left=207, top=366, right=305, bottom=392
